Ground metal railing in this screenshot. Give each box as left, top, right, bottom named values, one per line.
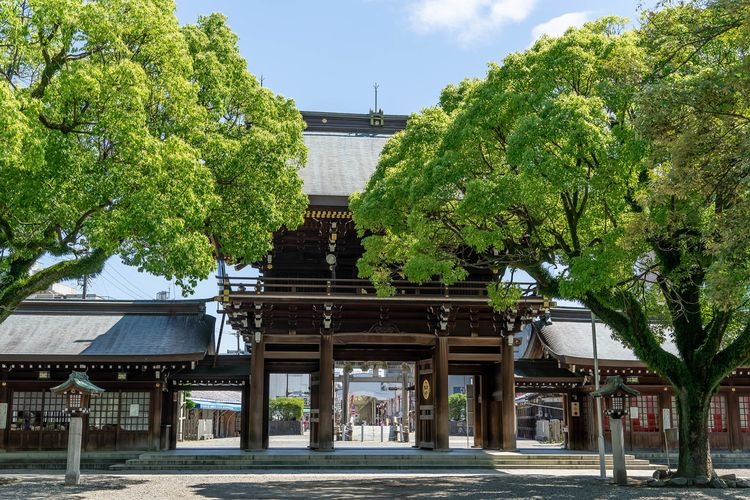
left=218, top=276, right=540, bottom=300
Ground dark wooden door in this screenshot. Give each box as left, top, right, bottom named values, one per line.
left=417, top=359, right=434, bottom=449
left=309, top=371, right=320, bottom=449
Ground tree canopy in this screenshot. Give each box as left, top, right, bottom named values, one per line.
left=0, top=0, right=306, bottom=321
left=352, top=0, right=749, bottom=479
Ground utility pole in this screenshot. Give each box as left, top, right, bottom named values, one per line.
left=592, top=311, right=607, bottom=479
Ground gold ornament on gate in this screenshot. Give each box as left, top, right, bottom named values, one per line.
left=422, top=378, right=431, bottom=400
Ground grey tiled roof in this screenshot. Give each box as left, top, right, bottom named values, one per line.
left=190, top=390, right=242, bottom=404
left=0, top=300, right=214, bottom=361
left=300, top=132, right=391, bottom=198
left=536, top=320, right=679, bottom=365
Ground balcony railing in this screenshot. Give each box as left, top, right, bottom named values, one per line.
left=218, top=276, right=540, bottom=301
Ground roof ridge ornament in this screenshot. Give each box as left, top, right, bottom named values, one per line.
left=370, top=82, right=384, bottom=127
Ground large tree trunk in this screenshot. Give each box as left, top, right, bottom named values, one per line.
left=675, top=386, right=713, bottom=478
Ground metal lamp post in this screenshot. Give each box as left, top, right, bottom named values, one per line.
left=50, top=372, right=105, bottom=486
left=593, top=375, right=640, bottom=486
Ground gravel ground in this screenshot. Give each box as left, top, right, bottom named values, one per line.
left=1, top=470, right=749, bottom=499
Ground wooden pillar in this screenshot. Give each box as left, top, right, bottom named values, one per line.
left=501, top=336, right=516, bottom=450
left=413, top=362, right=421, bottom=447
left=473, top=375, right=483, bottom=448
left=660, top=390, right=672, bottom=452
left=728, top=388, right=741, bottom=451
left=168, top=388, right=178, bottom=450
left=318, top=333, right=334, bottom=450
left=248, top=335, right=265, bottom=450
left=342, top=365, right=350, bottom=426
left=562, top=391, right=570, bottom=449
left=434, top=335, right=450, bottom=451
left=0, top=377, right=7, bottom=451
left=240, top=378, right=250, bottom=450
left=482, top=365, right=500, bottom=449
left=568, top=391, right=589, bottom=451
left=152, top=386, right=162, bottom=451
left=262, top=371, right=270, bottom=449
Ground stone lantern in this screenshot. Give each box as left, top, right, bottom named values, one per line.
left=593, top=375, right=640, bottom=485
left=50, top=371, right=105, bottom=485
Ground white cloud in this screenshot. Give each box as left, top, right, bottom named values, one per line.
left=409, top=0, right=538, bottom=46
left=531, top=11, right=591, bottom=41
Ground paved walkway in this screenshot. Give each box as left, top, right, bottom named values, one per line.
left=1, top=470, right=747, bottom=499
left=1, top=437, right=745, bottom=498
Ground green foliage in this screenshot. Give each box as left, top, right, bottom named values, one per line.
left=353, top=1, right=750, bottom=478
left=448, top=392, right=466, bottom=421
left=0, top=1, right=306, bottom=320
left=269, top=397, right=304, bottom=421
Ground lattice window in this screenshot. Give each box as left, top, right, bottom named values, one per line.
left=740, top=395, right=750, bottom=432
left=42, top=393, right=69, bottom=431
left=709, top=395, right=727, bottom=432
left=90, top=392, right=120, bottom=430
left=120, top=392, right=150, bottom=431
left=630, top=395, right=659, bottom=432
left=11, top=391, right=43, bottom=431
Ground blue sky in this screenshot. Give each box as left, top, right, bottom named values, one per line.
left=47, top=0, right=652, bottom=349
left=175, top=0, right=652, bottom=115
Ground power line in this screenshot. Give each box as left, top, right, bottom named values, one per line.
left=107, top=265, right=152, bottom=300
left=101, top=268, right=149, bottom=300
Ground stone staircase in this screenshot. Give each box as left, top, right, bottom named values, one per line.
left=636, top=451, right=750, bottom=469
left=110, top=449, right=664, bottom=471
left=0, top=451, right=139, bottom=470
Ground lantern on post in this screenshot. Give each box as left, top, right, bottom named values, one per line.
left=592, top=375, right=640, bottom=486
left=50, top=372, right=105, bottom=485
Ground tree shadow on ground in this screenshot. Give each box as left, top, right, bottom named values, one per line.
left=0, top=475, right=147, bottom=500
left=190, top=474, right=740, bottom=499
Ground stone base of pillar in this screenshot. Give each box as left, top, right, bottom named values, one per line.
left=65, top=416, right=82, bottom=486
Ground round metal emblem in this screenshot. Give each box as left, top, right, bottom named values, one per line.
left=422, top=379, right=431, bottom=400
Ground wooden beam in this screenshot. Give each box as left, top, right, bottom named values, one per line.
left=447, top=337, right=502, bottom=347
left=263, top=351, right=320, bottom=360
left=333, top=333, right=435, bottom=345
left=263, top=334, right=321, bottom=345
left=448, top=353, right=502, bottom=362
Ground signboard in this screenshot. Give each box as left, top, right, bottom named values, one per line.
left=571, top=402, right=580, bottom=417
left=129, top=404, right=140, bottom=417
left=663, top=408, right=671, bottom=430
left=629, top=406, right=639, bottom=420
left=0, top=403, right=7, bottom=430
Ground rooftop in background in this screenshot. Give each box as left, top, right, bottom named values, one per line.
left=299, top=111, right=408, bottom=206
left=0, top=300, right=215, bottom=362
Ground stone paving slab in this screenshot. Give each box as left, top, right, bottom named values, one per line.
left=1, top=470, right=748, bottom=499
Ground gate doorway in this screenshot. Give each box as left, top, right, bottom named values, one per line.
left=176, top=389, right=242, bottom=449
left=333, top=361, right=414, bottom=448
left=267, top=372, right=311, bottom=448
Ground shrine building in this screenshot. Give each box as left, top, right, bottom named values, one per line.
left=0, top=111, right=749, bottom=453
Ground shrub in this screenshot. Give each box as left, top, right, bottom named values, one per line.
left=269, top=397, right=304, bottom=421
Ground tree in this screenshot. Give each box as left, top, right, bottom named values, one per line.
left=0, top=1, right=306, bottom=322
left=352, top=3, right=749, bottom=480
left=269, top=397, right=304, bottom=421
left=448, top=392, right=466, bottom=421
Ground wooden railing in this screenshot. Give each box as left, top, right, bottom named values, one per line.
left=218, top=276, right=540, bottom=300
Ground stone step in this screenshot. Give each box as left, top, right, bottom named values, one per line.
left=112, top=452, right=663, bottom=471
left=111, top=462, right=663, bottom=471
left=635, top=452, right=750, bottom=468
left=0, top=451, right=139, bottom=470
